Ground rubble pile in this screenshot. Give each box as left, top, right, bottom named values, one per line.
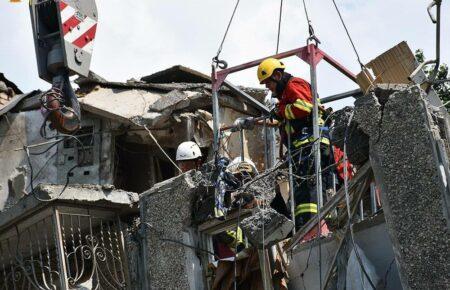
left=240, top=208, right=294, bottom=247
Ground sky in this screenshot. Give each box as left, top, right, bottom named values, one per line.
left=0, top=0, right=448, bottom=110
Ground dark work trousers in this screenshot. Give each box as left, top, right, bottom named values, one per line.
left=291, top=143, right=334, bottom=230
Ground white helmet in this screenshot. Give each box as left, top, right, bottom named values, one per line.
left=226, top=157, right=258, bottom=176
left=176, top=141, right=202, bottom=161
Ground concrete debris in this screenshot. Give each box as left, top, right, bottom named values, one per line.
left=34, top=183, right=139, bottom=204
left=353, top=92, right=382, bottom=141
left=6, top=166, right=27, bottom=206
left=240, top=208, right=294, bottom=247
left=330, top=106, right=370, bottom=165
left=372, top=83, right=409, bottom=105
left=140, top=170, right=204, bottom=289
left=356, top=84, right=450, bottom=289
left=148, top=89, right=190, bottom=112
left=244, top=171, right=278, bottom=202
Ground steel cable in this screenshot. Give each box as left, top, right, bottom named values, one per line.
left=331, top=0, right=365, bottom=69
left=213, top=0, right=242, bottom=66
left=276, top=0, right=284, bottom=53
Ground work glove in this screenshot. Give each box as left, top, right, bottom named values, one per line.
left=269, top=104, right=281, bottom=121
left=233, top=117, right=255, bottom=131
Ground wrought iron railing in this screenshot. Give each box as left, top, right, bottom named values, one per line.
left=0, top=208, right=129, bottom=290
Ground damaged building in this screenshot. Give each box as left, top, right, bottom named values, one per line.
left=0, top=41, right=449, bottom=290
left=0, top=65, right=270, bottom=289
left=0, top=65, right=268, bottom=206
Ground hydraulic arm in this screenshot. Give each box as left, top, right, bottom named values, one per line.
left=30, top=0, right=98, bottom=134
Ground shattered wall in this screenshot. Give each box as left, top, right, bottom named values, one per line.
left=0, top=110, right=117, bottom=210
left=0, top=111, right=57, bottom=209
left=351, top=85, right=450, bottom=289
left=140, top=170, right=204, bottom=290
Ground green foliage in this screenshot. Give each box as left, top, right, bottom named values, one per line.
left=415, top=49, right=450, bottom=109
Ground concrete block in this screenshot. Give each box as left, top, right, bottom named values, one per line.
left=240, top=208, right=293, bottom=247
left=359, top=85, right=450, bottom=289
left=330, top=106, right=370, bottom=165
left=140, top=170, right=204, bottom=290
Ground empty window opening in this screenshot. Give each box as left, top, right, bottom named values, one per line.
left=114, top=135, right=177, bottom=193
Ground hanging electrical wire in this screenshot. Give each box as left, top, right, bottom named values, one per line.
left=4, top=112, right=88, bottom=202
left=143, top=125, right=182, bottom=174
left=331, top=0, right=365, bottom=69
left=212, top=0, right=242, bottom=69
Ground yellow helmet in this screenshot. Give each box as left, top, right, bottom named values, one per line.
left=257, top=58, right=286, bottom=84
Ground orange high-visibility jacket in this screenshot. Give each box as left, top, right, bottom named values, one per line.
left=277, top=77, right=313, bottom=120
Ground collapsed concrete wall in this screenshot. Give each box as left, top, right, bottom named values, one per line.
left=140, top=170, right=204, bottom=290
left=349, top=85, right=450, bottom=289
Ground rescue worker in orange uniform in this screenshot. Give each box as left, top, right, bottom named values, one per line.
left=257, top=58, right=333, bottom=233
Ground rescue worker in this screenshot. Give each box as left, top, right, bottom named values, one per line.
left=175, top=141, right=203, bottom=173
left=214, top=158, right=257, bottom=259
left=257, top=58, right=333, bottom=232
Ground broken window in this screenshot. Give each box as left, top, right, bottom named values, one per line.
left=113, top=134, right=177, bottom=193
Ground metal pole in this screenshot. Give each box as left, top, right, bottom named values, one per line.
left=52, top=208, right=69, bottom=290
left=286, top=120, right=296, bottom=235
left=309, top=44, right=323, bottom=289
left=370, top=182, right=377, bottom=214
left=310, top=46, right=323, bottom=209
left=212, top=88, right=221, bottom=155
left=264, top=119, right=269, bottom=170
left=240, top=129, right=245, bottom=162
left=359, top=200, right=364, bottom=221
left=212, top=66, right=221, bottom=156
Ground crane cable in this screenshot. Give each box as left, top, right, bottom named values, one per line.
left=301, top=0, right=318, bottom=41
left=331, top=0, right=365, bottom=69
left=212, top=0, right=242, bottom=69
left=276, top=0, right=284, bottom=54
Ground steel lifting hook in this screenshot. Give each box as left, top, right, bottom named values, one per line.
left=427, top=0, right=441, bottom=23
left=212, top=56, right=228, bottom=69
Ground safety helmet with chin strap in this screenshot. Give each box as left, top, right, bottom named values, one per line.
left=257, top=58, right=286, bottom=84
left=176, top=141, right=202, bottom=161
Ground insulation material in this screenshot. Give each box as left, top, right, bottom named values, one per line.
left=356, top=41, right=418, bottom=93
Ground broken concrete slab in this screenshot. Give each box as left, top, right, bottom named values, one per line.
left=0, top=183, right=138, bottom=230
left=148, top=89, right=190, bottom=112
left=79, top=87, right=161, bottom=125
left=372, top=83, right=409, bottom=105
left=240, top=208, right=293, bottom=247
left=330, top=106, right=370, bottom=166
left=140, top=170, right=204, bottom=290
left=353, top=92, right=382, bottom=141
left=244, top=171, right=278, bottom=202
left=359, top=85, right=450, bottom=289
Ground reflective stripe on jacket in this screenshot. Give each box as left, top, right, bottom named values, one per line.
left=295, top=203, right=318, bottom=216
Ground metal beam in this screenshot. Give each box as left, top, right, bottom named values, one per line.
left=222, top=80, right=270, bottom=114
left=321, top=88, right=363, bottom=104
left=284, top=162, right=372, bottom=252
